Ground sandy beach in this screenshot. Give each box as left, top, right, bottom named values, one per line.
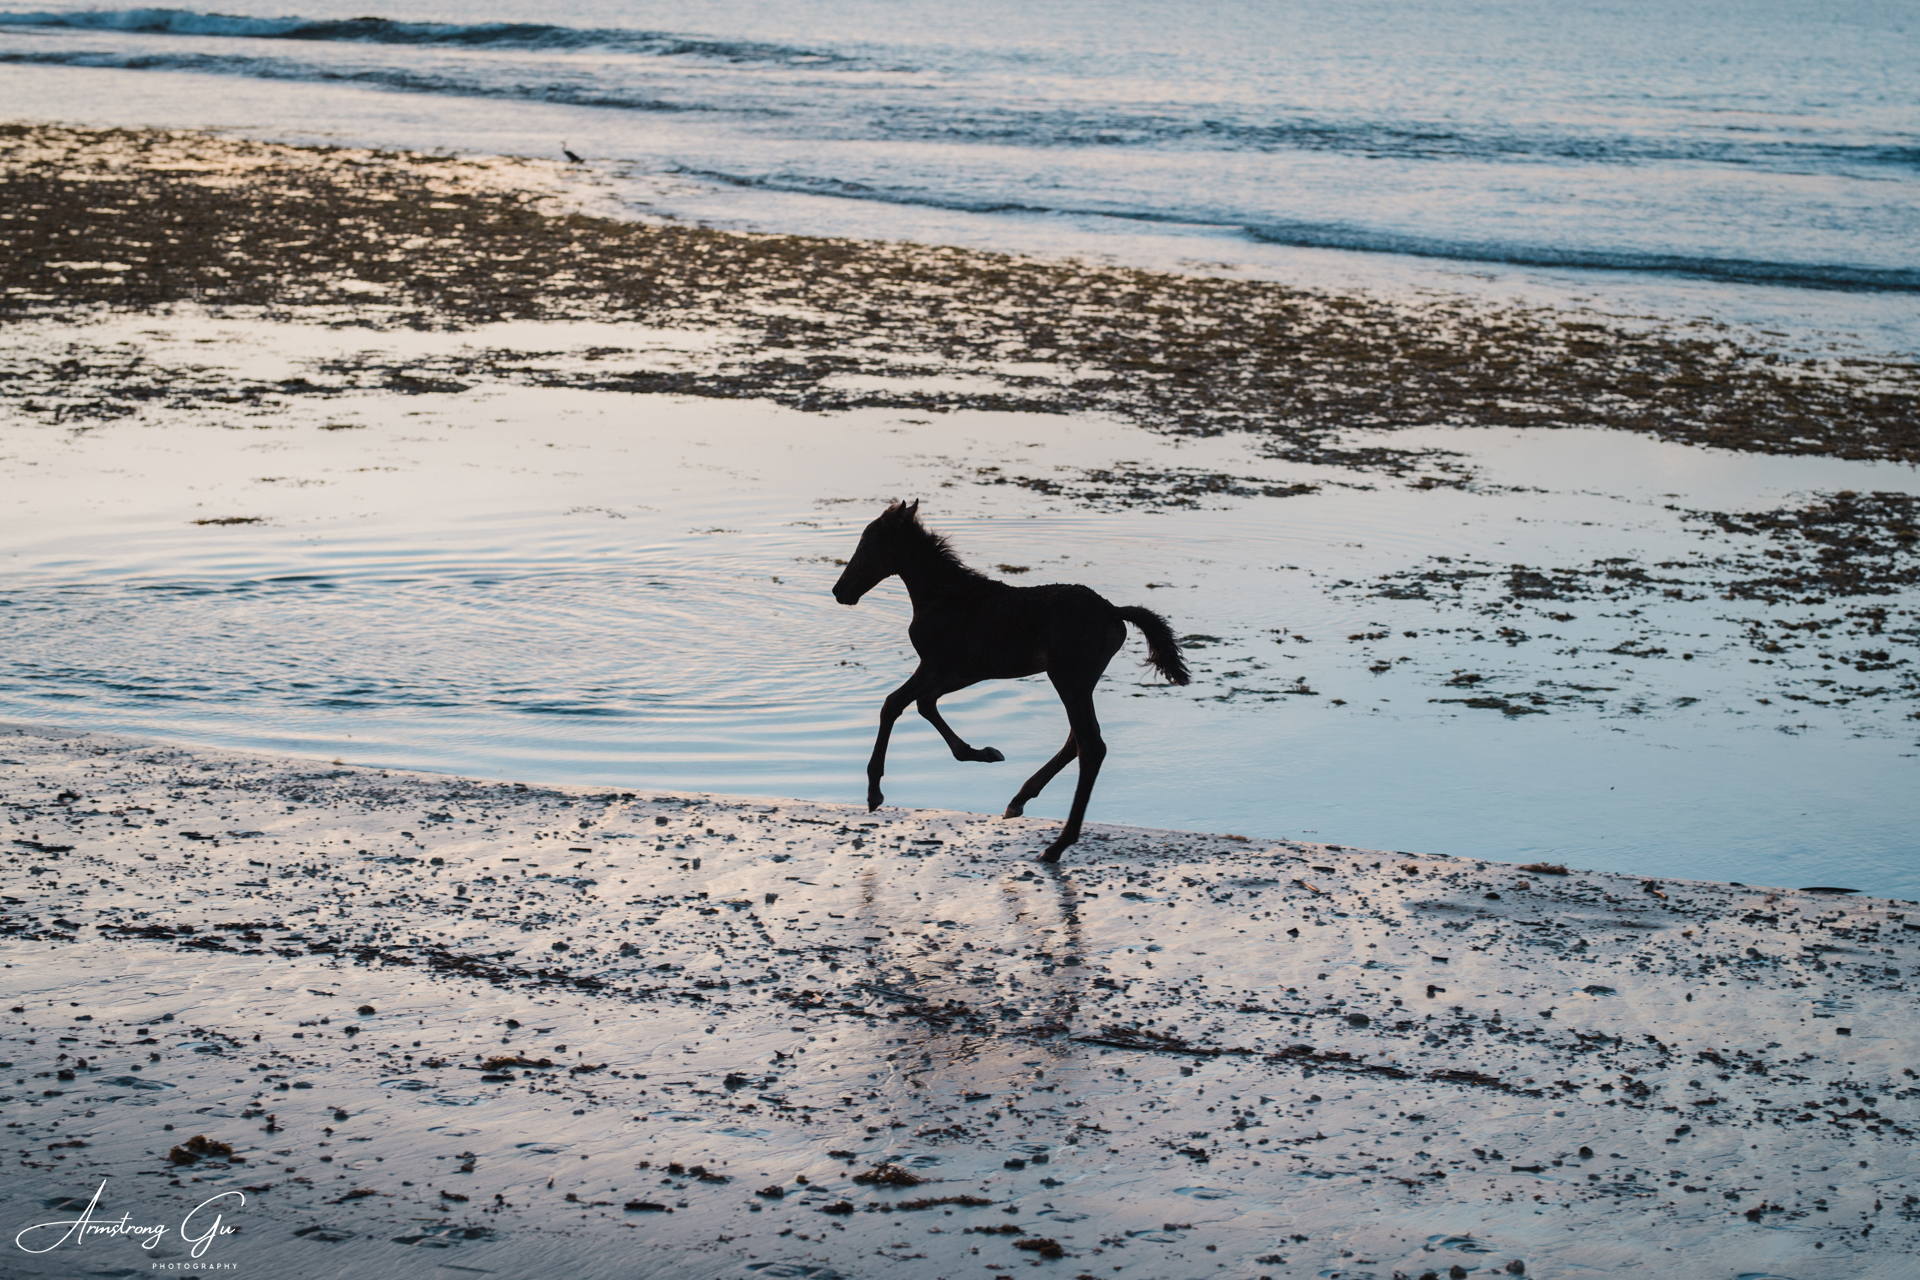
left=4, top=720, right=1918, bottom=1278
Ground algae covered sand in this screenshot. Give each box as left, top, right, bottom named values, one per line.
left=5, top=722, right=1919, bottom=1279
left=3, top=122, right=1917, bottom=471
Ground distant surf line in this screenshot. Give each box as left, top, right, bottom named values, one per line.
left=688, top=167, right=1920, bottom=293
left=0, top=7, right=865, bottom=65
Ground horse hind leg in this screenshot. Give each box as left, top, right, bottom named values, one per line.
left=917, top=693, right=1004, bottom=764
left=1003, top=734, right=1076, bottom=818
left=1039, top=678, right=1107, bottom=863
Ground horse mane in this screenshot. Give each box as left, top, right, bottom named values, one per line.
left=884, top=501, right=986, bottom=580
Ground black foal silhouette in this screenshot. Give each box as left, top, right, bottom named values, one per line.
left=831, top=501, right=1189, bottom=862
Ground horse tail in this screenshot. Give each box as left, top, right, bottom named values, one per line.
left=1116, top=605, right=1190, bottom=686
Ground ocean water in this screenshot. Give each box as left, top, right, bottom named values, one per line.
left=1, top=0, right=1917, bottom=349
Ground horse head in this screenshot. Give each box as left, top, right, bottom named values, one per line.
left=832, top=500, right=919, bottom=605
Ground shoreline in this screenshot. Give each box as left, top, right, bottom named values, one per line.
left=4, top=720, right=1918, bottom=1277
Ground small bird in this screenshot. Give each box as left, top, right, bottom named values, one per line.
left=561, top=142, right=584, bottom=164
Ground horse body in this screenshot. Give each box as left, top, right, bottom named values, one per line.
left=907, top=580, right=1118, bottom=684
left=831, top=501, right=1188, bottom=862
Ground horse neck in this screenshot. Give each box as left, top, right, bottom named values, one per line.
left=891, top=537, right=975, bottom=604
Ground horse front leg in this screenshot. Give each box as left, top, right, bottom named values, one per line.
left=1039, top=679, right=1106, bottom=863
left=1003, top=734, right=1075, bottom=818
left=866, top=671, right=926, bottom=811
left=917, top=692, right=1004, bottom=764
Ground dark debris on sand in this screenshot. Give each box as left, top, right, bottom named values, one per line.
left=7, top=724, right=1920, bottom=1275
left=1345, top=489, right=1920, bottom=719
left=3, top=123, right=1915, bottom=472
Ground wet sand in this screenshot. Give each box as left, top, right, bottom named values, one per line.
left=5, top=721, right=1919, bottom=1279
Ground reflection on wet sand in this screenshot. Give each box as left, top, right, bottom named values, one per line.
left=6, top=723, right=1916, bottom=1278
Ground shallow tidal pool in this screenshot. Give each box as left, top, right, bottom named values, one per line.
left=2, top=313, right=1917, bottom=895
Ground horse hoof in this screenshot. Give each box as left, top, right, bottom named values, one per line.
left=1002, top=800, right=1026, bottom=818
left=977, top=747, right=1005, bottom=763
left=1038, top=845, right=1066, bottom=864
left=867, top=795, right=883, bottom=812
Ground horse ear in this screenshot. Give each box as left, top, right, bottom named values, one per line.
left=907, top=499, right=920, bottom=516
